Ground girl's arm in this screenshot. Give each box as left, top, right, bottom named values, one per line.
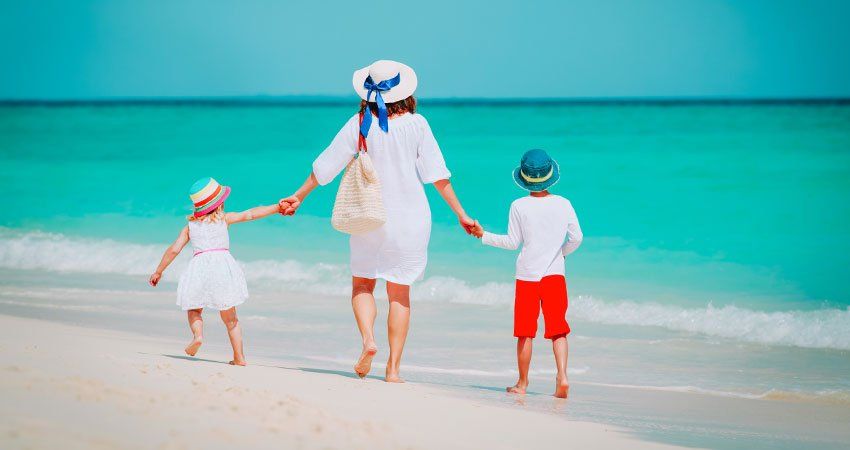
left=279, top=173, right=319, bottom=216
left=149, top=226, right=190, bottom=287
left=432, top=179, right=476, bottom=234
left=225, top=203, right=284, bottom=225
left=479, top=204, right=522, bottom=250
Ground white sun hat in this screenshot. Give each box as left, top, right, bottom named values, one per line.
left=352, top=60, right=418, bottom=104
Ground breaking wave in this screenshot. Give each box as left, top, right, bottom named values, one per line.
left=2, top=228, right=849, bottom=350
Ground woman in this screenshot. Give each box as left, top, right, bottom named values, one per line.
left=279, top=60, right=475, bottom=382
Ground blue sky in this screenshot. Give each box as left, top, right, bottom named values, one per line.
left=1, top=0, right=849, bottom=99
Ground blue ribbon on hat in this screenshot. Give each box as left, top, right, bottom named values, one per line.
left=360, top=73, right=401, bottom=138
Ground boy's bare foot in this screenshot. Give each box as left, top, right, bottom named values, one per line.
left=184, top=338, right=202, bottom=356
left=507, top=380, right=528, bottom=394
left=354, top=344, right=377, bottom=379
left=554, top=375, right=570, bottom=398
left=228, top=359, right=247, bottom=366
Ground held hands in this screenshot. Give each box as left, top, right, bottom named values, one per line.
left=470, top=220, right=484, bottom=238
left=278, top=195, right=301, bottom=216
left=459, top=214, right=483, bottom=238
left=149, top=272, right=162, bottom=287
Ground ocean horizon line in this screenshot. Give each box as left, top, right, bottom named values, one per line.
left=2, top=95, right=849, bottom=107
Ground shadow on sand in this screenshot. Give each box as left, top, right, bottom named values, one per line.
left=159, top=354, right=231, bottom=365
left=151, top=353, right=384, bottom=381
left=296, top=366, right=384, bottom=381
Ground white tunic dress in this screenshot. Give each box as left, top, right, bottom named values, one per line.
left=312, top=113, right=451, bottom=285
left=177, top=220, right=249, bottom=310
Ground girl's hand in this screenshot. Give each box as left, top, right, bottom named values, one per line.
left=279, top=195, right=301, bottom=216
left=149, top=272, right=162, bottom=287
left=278, top=200, right=290, bottom=215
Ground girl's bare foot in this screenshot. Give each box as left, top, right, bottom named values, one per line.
left=554, top=375, right=569, bottom=398
left=184, top=338, right=202, bottom=356
left=354, top=344, right=377, bottom=379
left=507, top=380, right=528, bottom=394
left=228, top=359, right=247, bottom=366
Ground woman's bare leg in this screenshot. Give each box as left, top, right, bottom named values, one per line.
left=352, top=277, right=378, bottom=378
left=185, top=309, right=204, bottom=356
left=552, top=334, right=569, bottom=398
left=219, top=307, right=246, bottom=366
left=385, top=281, right=410, bottom=383
left=507, top=337, right=533, bottom=394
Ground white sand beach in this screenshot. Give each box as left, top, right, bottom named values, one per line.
left=0, top=314, right=685, bottom=450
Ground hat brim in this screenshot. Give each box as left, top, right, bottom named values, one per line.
left=513, top=161, right=560, bottom=192
left=194, top=186, right=230, bottom=217
left=352, top=63, right=418, bottom=103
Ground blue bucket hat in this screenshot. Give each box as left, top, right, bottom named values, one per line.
left=513, top=149, right=560, bottom=191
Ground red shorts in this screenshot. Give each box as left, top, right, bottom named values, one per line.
left=514, top=275, right=570, bottom=339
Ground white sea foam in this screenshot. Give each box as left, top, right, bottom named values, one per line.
left=578, top=381, right=850, bottom=405
left=2, top=228, right=850, bottom=350
left=569, top=295, right=850, bottom=350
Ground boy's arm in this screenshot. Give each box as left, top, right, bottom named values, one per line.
left=479, top=204, right=522, bottom=250
left=561, top=203, right=583, bottom=257
left=225, top=203, right=284, bottom=225
left=149, top=226, right=190, bottom=286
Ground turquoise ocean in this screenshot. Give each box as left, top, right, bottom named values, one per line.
left=1, top=102, right=849, bottom=448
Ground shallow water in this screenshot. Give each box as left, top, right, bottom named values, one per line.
left=1, top=102, right=850, bottom=448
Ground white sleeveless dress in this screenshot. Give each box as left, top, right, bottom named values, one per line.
left=312, top=113, right=451, bottom=285
left=177, top=220, right=248, bottom=311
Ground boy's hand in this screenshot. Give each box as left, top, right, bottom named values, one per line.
left=149, top=272, right=162, bottom=287
left=471, top=220, right=484, bottom=238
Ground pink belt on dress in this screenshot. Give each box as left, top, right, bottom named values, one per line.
left=193, top=248, right=229, bottom=257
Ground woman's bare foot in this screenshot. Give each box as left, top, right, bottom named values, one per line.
left=507, top=380, right=529, bottom=394
left=184, top=338, right=202, bottom=356
left=354, top=344, right=377, bottom=379
left=554, top=375, right=569, bottom=398
left=385, top=369, right=405, bottom=383
left=228, top=359, right=247, bottom=366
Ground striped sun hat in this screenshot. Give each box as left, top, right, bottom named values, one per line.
left=189, top=177, right=231, bottom=217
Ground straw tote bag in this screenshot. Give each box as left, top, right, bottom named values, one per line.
left=331, top=111, right=386, bottom=234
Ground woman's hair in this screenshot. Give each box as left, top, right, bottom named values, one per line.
left=187, top=204, right=225, bottom=222
left=359, top=95, right=416, bottom=117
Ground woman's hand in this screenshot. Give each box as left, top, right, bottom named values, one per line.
left=279, top=174, right=319, bottom=216
left=458, top=214, right=476, bottom=235
left=149, top=272, right=162, bottom=287
left=278, top=195, right=301, bottom=216
left=470, top=220, right=484, bottom=238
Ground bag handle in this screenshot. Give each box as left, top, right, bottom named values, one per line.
left=357, top=110, right=368, bottom=153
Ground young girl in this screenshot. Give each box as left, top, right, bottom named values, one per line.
left=149, top=177, right=284, bottom=366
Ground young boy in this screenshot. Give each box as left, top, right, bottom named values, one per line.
left=471, top=149, right=582, bottom=398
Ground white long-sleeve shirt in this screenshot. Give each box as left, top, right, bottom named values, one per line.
left=482, top=195, right=582, bottom=281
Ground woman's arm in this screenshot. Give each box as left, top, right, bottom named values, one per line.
left=225, top=203, right=284, bottom=225
left=281, top=116, right=358, bottom=215
left=279, top=172, right=319, bottom=215
left=432, top=179, right=475, bottom=234
left=149, top=226, right=190, bottom=287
